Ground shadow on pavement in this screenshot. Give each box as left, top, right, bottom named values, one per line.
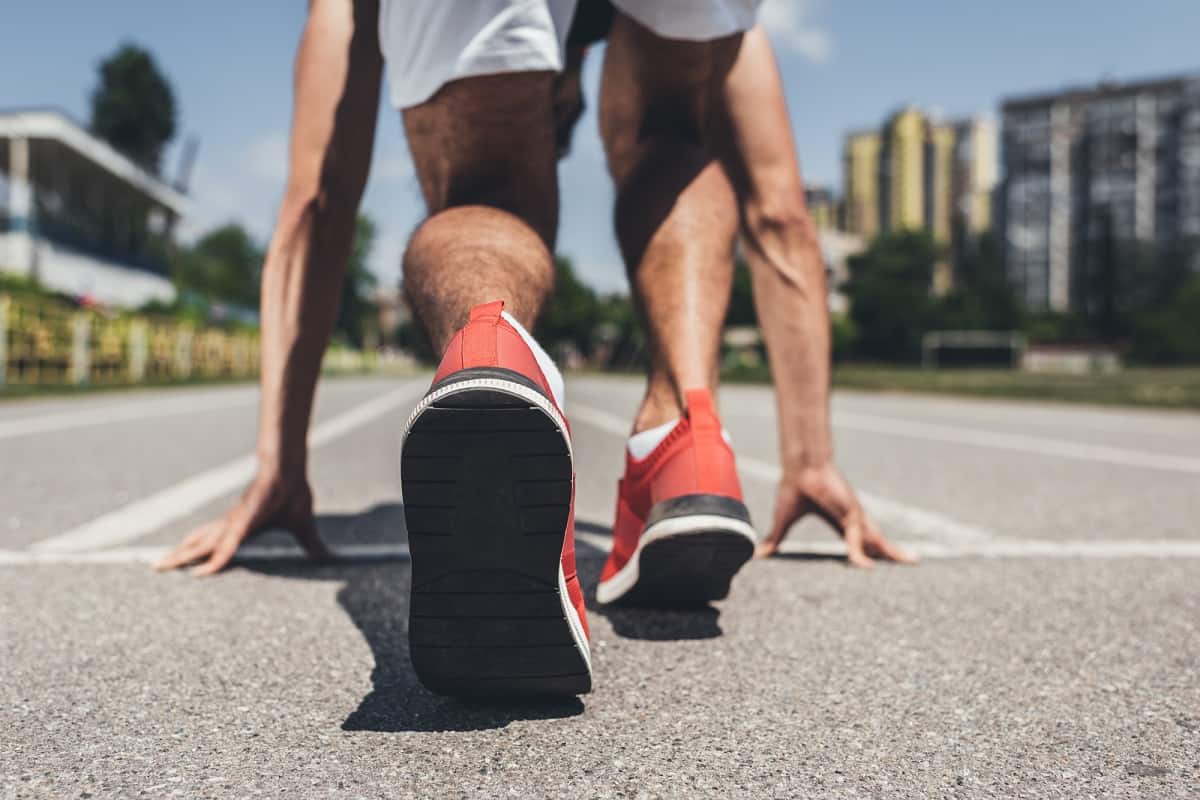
left=243, top=503, right=584, bottom=733
left=573, top=521, right=725, bottom=642
left=242, top=503, right=732, bottom=729
left=767, top=551, right=849, bottom=564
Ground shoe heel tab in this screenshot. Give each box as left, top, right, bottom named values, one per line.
left=684, top=388, right=720, bottom=433
left=461, top=300, right=507, bottom=368
left=469, top=300, right=505, bottom=322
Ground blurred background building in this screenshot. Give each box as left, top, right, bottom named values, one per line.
left=1001, top=74, right=1200, bottom=311
left=841, top=108, right=997, bottom=292
left=803, top=185, right=837, bottom=231
left=0, top=109, right=187, bottom=308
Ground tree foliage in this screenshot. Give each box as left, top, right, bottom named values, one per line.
left=534, top=257, right=604, bottom=357
left=725, top=258, right=757, bottom=327
left=173, top=224, right=262, bottom=310
left=1131, top=275, right=1200, bottom=363
left=90, top=44, right=177, bottom=174
left=843, top=230, right=940, bottom=361
left=336, top=215, right=379, bottom=347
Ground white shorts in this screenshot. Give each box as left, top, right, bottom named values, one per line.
left=379, top=0, right=762, bottom=109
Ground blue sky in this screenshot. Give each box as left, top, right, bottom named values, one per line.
left=4, top=1, right=1198, bottom=292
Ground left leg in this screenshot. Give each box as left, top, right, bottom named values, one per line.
left=595, top=9, right=758, bottom=607
left=599, top=12, right=742, bottom=432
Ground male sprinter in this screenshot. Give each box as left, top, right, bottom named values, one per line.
left=159, top=0, right=774, bottom=696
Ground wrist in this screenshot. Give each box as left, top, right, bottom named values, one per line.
left=255, top=441, right=307, bottom=481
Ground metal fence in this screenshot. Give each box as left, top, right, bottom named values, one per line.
left=0, top=293, right=260, bottom=387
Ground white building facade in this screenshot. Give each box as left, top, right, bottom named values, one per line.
left=0, top=110, right=188, bottom=308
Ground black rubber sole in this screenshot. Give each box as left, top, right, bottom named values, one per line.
left=401, top=376, right=590, bottom=697
left=606, top=523, right=755, bottom=609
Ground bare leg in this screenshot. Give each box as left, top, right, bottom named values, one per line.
left=401, top=73, right=559, bottom=352
left=599, top=14, right=742, bottom=432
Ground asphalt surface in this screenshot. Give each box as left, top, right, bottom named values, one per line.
left=2, top=374, right=1198, bottom=798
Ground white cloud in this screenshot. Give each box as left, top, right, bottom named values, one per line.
left=759, top=0, right=834, bottom=62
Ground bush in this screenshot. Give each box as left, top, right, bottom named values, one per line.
left=1130, top=276, right=1200, bottom=364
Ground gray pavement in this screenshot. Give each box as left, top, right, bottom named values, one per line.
left=2, top=375, right=1198, bottom=798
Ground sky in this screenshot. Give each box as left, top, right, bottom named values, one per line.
left=3, top=1, right=1199, bottom=293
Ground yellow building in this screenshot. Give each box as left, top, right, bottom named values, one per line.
left=953, top=117, right=997, bottom=235
left=926, top=122, right=956, bottom=244
left=881, top=108, right=927, bottom=232
left=840, top=109, right=998, bottom=293
left=926, top=122, right=957, bottom=293
left=843, top=130, right=881, bottom=238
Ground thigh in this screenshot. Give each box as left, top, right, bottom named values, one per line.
left=403, top=72, right=560, bottom=246
left=598, top=12, right=742, bottom=183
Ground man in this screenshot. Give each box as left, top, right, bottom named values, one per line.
left=159, top=0, right=909, bottom=696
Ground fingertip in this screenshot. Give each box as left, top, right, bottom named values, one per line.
left=848, top=552, right=875, bottom=569
left=754, top=542, right=777, bottom=560
left=154, top=553, right=183, bottom=572
left=190, top=558, right=225, bottom=577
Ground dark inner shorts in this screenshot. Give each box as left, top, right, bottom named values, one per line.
left=567, top=0, right=615, bottom=46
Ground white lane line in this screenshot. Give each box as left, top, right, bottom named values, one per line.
left=732, top=456, right=996, bottom=544
left=0, top=390, right=257, bottom=441
left=570, top=403, right=995, bottom=545
left=834, top=410, right=1200, bottom=475
left=30, top=381, right=427, bottom=554
left=5, top=536, right=1200, bottom=565
left=0, top=542, right=411, bottom=566
left=574, top=530, right=1200, bottom=561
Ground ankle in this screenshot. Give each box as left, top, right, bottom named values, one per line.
left=632, top=396, right=683, bottom=434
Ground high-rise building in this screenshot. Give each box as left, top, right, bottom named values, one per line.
left=843, top=130, right=881, bottom=238
left=881, top=108, right=927, bottom=232
left=952, top=117, right=999, bottom=236
left=842, top=109, right=998, bottom=291
left=1001, top=74, right=1200, bottom=311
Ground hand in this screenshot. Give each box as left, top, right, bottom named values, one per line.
left=756, top=462, right=917, bottom=568
left=155, top=471, right=331, bottom=576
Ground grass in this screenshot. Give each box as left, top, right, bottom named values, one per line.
left=723, top=363, right=1200, bottom=411
left=0, top=364, right=419, bottom=403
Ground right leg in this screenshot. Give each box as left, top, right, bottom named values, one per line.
left=401, top=72, right=560, bottom=352
left=392, top=65, right=590, bottom=695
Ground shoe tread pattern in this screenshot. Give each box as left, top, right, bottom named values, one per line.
left=402, top=383, right=589, bottom=696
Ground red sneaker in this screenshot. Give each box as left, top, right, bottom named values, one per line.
left=596, top=388, right=756, bottom=607
left=401, top=301, right=591, bottom=696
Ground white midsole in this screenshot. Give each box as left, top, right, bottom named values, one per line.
left=402, top=375, right=591, bottom=678
left=401, top=375, right=572, bottom=459
left=595, top=514, right=758, bottom=605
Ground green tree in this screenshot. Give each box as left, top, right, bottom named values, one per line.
left=725, top=258, right=757, bottom=326
left=843, top=230, right=939, bottom=361
left=935, top=231, right=1021, bottom=330
left=336, top=215, right=380, bottom=348
left=534, top=256, right=602, bottom=358
left=173, top=224, right=262, bottom=309
left=1131, top=275, right=1200, bottom=363
left=90, top=44, right=177, bottom=174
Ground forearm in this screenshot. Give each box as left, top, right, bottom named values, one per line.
left=744, top=213, right=833, bottom=471
left=716, top=25, right=834, bottom=472
left=255, top=0, right=382, bottom=474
